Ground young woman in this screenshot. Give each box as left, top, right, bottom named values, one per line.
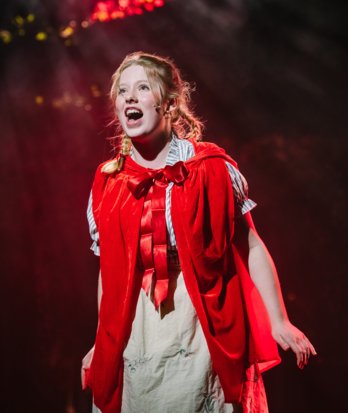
left=82, top=52, right=316, bottom=413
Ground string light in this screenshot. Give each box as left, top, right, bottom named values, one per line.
left=27, top=14, right=35, bottom=23
left=34, top=84, right=102, bottom=111
left=35, top=32, right=47, bottom=41
left=0, top=1, right=166, bottom=44
left=35, top=96, right=44, bottom=105
left=1, top=3, right=165, bottom=112
left=91, top=0, right=165, bottom=22
left=90, top=84, right=102, bottom=98
left=0, top=30, right=12, bottom=44
left=59, top=26, right=74, bottom=38
left=13, top=16, right=25, bottom=26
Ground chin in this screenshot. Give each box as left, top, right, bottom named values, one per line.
left=124, top=128, right=149, bottom=139
left=124, top=126, right=162, bottom=141
left=123, top=129, right=140, bottom=138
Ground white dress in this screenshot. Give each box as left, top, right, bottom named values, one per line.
left=89, top=136, right=255, bottom=413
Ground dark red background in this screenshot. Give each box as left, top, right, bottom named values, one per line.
left=0, top=1, right=347, bottom=412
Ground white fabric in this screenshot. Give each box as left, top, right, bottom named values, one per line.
left=93, top=273, right=238, bottom=413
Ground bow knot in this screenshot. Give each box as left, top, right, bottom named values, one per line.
left=128, top=161, right=188, bottom=199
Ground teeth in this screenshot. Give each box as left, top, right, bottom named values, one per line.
left=126, top=108, right=142, bottom=116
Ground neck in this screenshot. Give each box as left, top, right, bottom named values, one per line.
left=132, top=126, right=171, bottom=169
left=131, top=130, right=172, bottom=169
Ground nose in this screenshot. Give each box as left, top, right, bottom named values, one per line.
left=125, top=91, right=138, bottom=103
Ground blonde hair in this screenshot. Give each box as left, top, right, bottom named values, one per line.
left=102, top=51, right=204, bottom=174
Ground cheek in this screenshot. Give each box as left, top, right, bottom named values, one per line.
left=145, top=109, right=161, bottom=127
left=140, top=92, right=157, bottom=109
left=115, top=97, right=123, bottom=116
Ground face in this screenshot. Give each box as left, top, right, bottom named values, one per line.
left=115, top=64, right=167, bottom=141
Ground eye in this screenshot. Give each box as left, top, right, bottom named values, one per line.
left=138, top=83, right=150, bottom=91
left=118, top=87, right=126, bottom=95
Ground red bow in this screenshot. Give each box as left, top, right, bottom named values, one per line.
left=125, top=161, right=188, bottom=309
left=127, top=161, right=188, bottom=199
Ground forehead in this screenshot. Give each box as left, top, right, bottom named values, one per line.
left=119, top=64, right=149, bottom=85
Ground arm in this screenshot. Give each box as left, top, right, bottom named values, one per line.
left=81, top=270, right=101, bottom=389
left=235, top=212, right=317, bottom=369
left=82, top=187, right=103, bottom=388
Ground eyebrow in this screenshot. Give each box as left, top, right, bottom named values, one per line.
left=118, top=79, right=150, bottom=87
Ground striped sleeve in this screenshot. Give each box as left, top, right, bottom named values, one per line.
left=225, top=162, right=257, bottom=215
left=87, top=191, right=100, bottom=256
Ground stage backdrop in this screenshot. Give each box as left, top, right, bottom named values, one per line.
left=0, top=1, right=347, bottom=412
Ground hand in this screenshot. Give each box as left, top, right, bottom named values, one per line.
left=81, top=345, right=95, bottom=390
left=272, top=320, right=317, bottom=369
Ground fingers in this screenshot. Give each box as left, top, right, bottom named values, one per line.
left=279, top=332, right=315, bottom=369
left=81, top=346, right=95, bottom=390
left=294, top=335, right=308, bottom=368
left=290, top=339, right=303, bottom=368
left=290, top=335, right=316, bottom=369
left=281, top=337, right=303, bottom=367
left=300, top=335, right=318, bottom=367
left=272, top=322, right=317, bottom=369
left=82, top=346, right=95, bottom=368
left=297, top=339, right=308, bottom=369
left=306, top=338, right=317, bottom=356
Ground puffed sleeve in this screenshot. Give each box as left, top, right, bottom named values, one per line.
left=225, top=162, right=257, bottom=216
left=87, top=191, right=100, bottom=256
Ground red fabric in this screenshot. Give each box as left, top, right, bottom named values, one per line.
left=87, top=140, right=280, bottom=413
left=131, top=162, right=189, bottom=308
left=242, top=364, right=269, bottom=413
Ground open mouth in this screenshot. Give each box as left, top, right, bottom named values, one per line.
left=125, top=107, right=143, bottom=121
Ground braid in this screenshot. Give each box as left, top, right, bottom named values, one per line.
left=175, top=106, right=203, bottom=141
left=101, top=135, right=132, bottom=174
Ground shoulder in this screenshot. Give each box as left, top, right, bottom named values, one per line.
left=95, top=159, right=115, bottom=174
left=93, top=156, right=120, bottom=181
left=170, top=135, right=195, bottom=162
left=173, top=135, right=233, bottom=163
left=191, top=139, right=225, bottom=153
left=187, top=138, right=238, bottom=169
left=91, top=158, right=117, bottom=195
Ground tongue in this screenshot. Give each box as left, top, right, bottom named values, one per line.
left=127, top=115, right=142, bottom=125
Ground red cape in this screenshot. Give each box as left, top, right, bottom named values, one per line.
left=88, top=140, right=280, bottom=413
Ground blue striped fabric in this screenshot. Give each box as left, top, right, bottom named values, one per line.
left=87, top=135, right=256, bottom=255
